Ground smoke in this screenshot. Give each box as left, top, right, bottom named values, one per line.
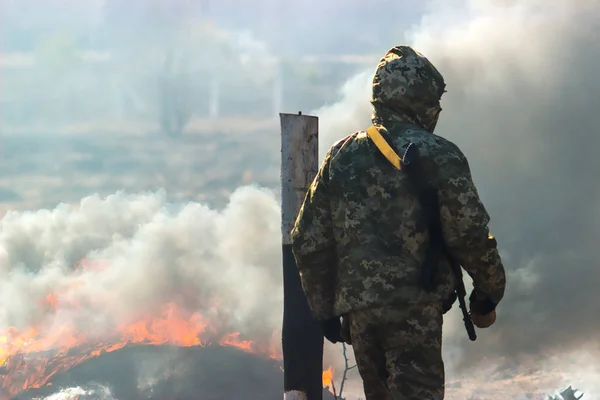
left=315, top=70, right=373, bottom=157
left=312, top=0, right=600, bottom=392
left=0, top=0, right=283, bottom=131
left=0, top=186, right=282, bottom=346
left=42, top=384, right=116, bottom=400
left=2, top=0, right=600, bottom=398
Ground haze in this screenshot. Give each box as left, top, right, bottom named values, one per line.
left=0, top=0, right=598, bottom=398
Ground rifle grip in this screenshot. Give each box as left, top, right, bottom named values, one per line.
left=465, top=320, right=477, bottom=341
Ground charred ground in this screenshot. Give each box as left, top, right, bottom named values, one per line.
left=9, top=345, right=337, bottom=400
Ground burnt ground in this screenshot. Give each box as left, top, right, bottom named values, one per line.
left=11, top=345, right=337, bottom=400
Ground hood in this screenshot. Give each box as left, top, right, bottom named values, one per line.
left=371, top=45, right=446, bottom=133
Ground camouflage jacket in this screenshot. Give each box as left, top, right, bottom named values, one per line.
left=291, top=46, right=506, bottom=320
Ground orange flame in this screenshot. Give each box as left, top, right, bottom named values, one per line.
left=322, top=365, right=334, bottom=389
left=0, top=258, right=334, bottom=398
left=0, top=260, right=283, bottom=398
left=0, top=302, right=283, bottom=397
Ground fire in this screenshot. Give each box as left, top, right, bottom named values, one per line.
left=0, top=302, right=282, bottom=397
left=0, top=258, right=329, bottom=398
left=0, top=272, right=283, bottom=398
left=322, top=365, right=334, bottom=389
left=219, top=332, right=254, bottom=351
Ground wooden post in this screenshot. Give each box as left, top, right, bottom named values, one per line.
left=280, top=112, right=324, bottom=400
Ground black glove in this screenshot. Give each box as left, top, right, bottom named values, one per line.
left=469, top=289, right=497, bottom=315
left=320, top=317, right=343, bottom=344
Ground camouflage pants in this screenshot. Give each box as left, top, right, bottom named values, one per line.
left=346, top=302, right=444, bottom=400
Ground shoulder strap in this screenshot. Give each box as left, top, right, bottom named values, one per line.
left=365, top=125, right=402, bottom=170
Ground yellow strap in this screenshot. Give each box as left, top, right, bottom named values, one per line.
left=365, top=125, right=402, bottom=170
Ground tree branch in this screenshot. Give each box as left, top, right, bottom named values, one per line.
left=337, top=343, right=357, bottom=399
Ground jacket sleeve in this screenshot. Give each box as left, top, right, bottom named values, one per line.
left=290, top=147, right=337, bottom=320
left=436, top=147, right=506, bottom=310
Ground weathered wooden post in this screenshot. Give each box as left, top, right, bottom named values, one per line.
left=280, top=112, right=324, bottom=400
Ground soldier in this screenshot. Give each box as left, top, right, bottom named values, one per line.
left=290, top=45, right=506, bottom=399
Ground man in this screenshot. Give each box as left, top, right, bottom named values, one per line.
left=290, top=45, right=506, bottom=399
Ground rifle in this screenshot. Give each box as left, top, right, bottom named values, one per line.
left=365, top=126, right=477, bottom=341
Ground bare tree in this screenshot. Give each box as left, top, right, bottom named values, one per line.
left=157, top=45, right=193, bottom=137
left=337, top=343, right=357, bottom=399
left=326, top=343, right=357, bottom=400
left=100, top=0, right=201, bottom=137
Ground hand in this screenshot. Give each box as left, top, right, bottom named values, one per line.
left=470, top=309, right=496, bottom=328
left=469, top=289, right=498, bottom=328
left=321, top=317, right=343, bottom=343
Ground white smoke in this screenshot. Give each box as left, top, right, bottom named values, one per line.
left=4, top=0, right=600, bottom=398
left=315, top=70, right=373, bottom=157
left=0, top=186, right=282, bottom=348
left=41, top=384, right=116, bottom=400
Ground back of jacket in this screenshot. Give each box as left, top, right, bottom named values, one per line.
left=325, top=122, right=456, bottom=315
left=291, top=46, right=505, bottom=320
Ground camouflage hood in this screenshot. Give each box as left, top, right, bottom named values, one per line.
left=370, top=45, right=446, bottom=133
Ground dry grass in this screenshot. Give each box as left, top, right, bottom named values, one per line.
left=0, top=124, right=280, bottom=211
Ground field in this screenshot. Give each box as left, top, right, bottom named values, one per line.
left=0, top=122, right=596, bottom=400
left=0, top=118, right=281, bottom=213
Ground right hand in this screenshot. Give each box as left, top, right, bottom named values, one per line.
left=470, top=309, right=496, bottom=328
left=469, top=289, right=498, bottom=328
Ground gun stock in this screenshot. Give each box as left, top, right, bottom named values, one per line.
left=443, top=250, right=476, bottom=340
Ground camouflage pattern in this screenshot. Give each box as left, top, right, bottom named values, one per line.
left=292, top=44, right=506, bottom=398
left=291, top=44, right=506, bottom=323
left=347, top=303, right=444, bottom=400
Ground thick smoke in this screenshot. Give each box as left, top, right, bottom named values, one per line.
left=315, top=0, right=600, bottom=389
left=3, top=0, right=600, bottom=398
left=0, top=187, right=282, bottom=347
